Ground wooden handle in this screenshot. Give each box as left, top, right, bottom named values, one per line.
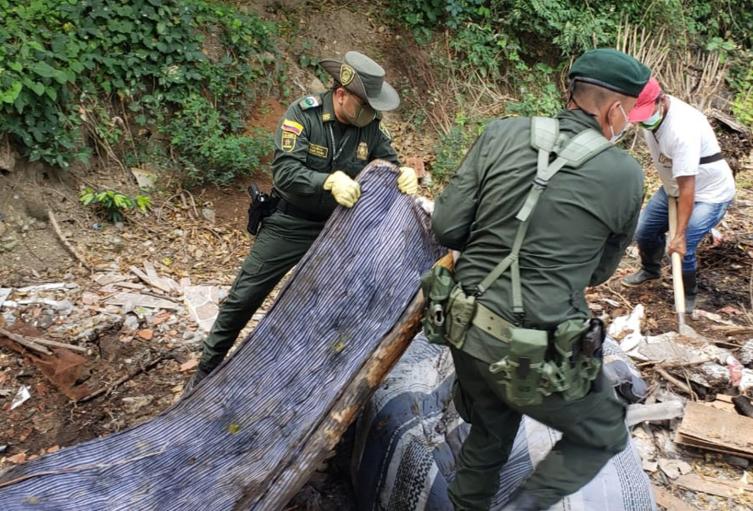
left=668, top=197, right=685, bottom=315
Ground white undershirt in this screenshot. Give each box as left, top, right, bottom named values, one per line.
left=643, top=95, right=735, bottom=203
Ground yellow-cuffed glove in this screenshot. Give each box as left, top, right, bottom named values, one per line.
left=397, top=166, right=418, bottom=195
left=323, top=171, right=361, bottom=208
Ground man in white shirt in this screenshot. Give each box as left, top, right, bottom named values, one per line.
left=622, top=78, right=735, bottom=311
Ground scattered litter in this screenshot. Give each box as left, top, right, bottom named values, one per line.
left=739, top=339, right=753, bottom=366
left=16, top=283, right=78, bottom=293
left=105, top=292, right=181, bottom=312
left=130, top=262, right=182, bottom=295
left=130, top=167, right=157, bottom=191
left=123, top=314, right=140, bottom=332
left=16, top=298, right=73, bottom=315
left=0, top=288, right=11, bottom=307
left=626, top=401, right=684, bottom=426
left=10, top=385, right=31, bottom=410
left=608, top=304, right=644, bottom=352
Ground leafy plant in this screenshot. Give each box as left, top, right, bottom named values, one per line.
left=167, top=94, right=272, bottom=186
left=0, top=0, right=280, bottom=181
left=79, top=188, right=151, bottom=223
left=432, top=114, right=487, bottom=183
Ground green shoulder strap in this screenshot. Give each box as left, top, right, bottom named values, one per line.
left=474, top=117, right=611, bottom=318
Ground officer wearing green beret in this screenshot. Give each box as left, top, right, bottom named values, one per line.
left=428, top=49, right=650, bottom=509
left=186, top=51, right=418, bottom=390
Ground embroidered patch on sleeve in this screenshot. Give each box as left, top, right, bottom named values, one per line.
left=379, top=123, right=392, bottom=140
left=281, top=119, right=304, bottom=135
left=308, top=144, right=328, bottom=158
left=322, top=112, right=333, bottom=122
left=299, top=96, right=322, bottom=110
left=281, top=131, right=297, bottom=152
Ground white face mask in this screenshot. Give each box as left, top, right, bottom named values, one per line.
left=640, top=108, right=662, bottom=130
left=609, top=103, right=631, bottom=144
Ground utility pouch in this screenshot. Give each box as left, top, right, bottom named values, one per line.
left=420, top=266, right=456, bottom=345
left=246, top=185, right=278, bottom=235
left=489, top=327, right=548, bottom=407
left=444, top=286, right=476, bottom=349
left=551, top=319, right=603, bottom=402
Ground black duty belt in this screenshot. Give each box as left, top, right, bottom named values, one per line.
left=276, top=198, right=330, bottom=223
left=699, top=152, right=724, bottom=165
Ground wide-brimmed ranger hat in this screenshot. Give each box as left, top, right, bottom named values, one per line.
left=320, top=51, right=400, bottom=112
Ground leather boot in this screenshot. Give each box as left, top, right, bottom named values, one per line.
left=622, top=244, right=663, bottom=287
left=500, top=490, right=544, bottom=511
left=682, top=270, right=698, bottom=312
left=183, top=363, right=214, bottom=395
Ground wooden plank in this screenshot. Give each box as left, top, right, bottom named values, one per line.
left=674, top=473, right=753, bottom=499
left=653, top=485, right=698, bottom=511
left=675, top=402, right=753, bottom=458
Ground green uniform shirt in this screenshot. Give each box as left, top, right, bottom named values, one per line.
left=432, top=110, right=644, bottom=329
left=271, top=91, right=400, bottom=218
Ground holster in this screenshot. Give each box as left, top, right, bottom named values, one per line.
left=246, top=185, right=278, bottom=235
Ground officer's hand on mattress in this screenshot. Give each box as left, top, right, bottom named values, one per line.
left=324, top=170, right=361, bottom=208
left=397, top=166, right=418, bottom=195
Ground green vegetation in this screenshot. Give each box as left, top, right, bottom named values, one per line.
left=79, top=187, right=151, bottom=223
left=0, top=0, right=280, bottom=184
left=391, top=0, right=753, bottom=180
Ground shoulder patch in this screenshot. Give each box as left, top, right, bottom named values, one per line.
left=299, top=96, right=322, bottom=110
left=281, top=119, right=304, bottom=135
left=281, top=131, right=297, bottom=152
left=379, top=123, right=392, bottom=140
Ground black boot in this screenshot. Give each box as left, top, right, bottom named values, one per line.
left=622, top=244, right=664, bottom=287
left=682, top=270, right=698, bottom=312
left=501, top=490, right=544, bottom=511
left=183, top=363, right=214, bottom=395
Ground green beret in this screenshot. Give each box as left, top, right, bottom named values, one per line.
left=568, top=48, right=650, bottom=98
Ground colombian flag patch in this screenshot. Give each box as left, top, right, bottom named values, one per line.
left=281, top=119, right=304, bottom=136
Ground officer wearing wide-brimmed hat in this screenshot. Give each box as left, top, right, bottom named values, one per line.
left=429, top=49, right=651, bottom=510
left=186, top=51, right=417, bottom=390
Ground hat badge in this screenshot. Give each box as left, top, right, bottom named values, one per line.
left=340, top=64, right=355, bottom=86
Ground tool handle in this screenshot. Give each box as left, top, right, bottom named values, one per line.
left=668, top=197, right=685, bottom=315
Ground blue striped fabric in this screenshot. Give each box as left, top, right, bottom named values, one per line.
left=0, top=161, right=444, bottom=510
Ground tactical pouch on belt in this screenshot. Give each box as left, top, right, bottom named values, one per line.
left=489, top=327, right=548, bottom=407
left=542, top=319, right=603, bottom=401
left=420, top=266, right=477, bottom=348
left=420, top=266, right=456, bottom=345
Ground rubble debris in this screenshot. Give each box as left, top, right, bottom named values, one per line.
left=0, top=288, right=10, bottom=308
left=56, top=313, right=124, bottom=343
left=658, top=458, right=692, bottom=479
left=130, top=262, right=182, bottom=295
left=608, top=303, right=644, bottom=352
left=183, top=284, right=228, bottom=333
left=738, top=339, right=753, bottom=366
left=676, top=402, right=753, bottom=458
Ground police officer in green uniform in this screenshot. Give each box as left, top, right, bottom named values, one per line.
left=186, top=51, right=418, bottom=389
left=429, top=49, right=650, bottom=510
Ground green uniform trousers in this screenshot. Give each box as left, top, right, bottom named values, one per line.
left=448, top=346, right=628, bottom=510
left=199, top=211, right=325, bottom=370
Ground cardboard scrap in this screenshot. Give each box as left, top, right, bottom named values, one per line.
left=675, top=402, right=753, bottom=459
left=673, top=473, right=753, bottom=499
left=653, top=486, right=698, bottom=511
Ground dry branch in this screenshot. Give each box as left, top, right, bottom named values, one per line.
left=48, top=210, right=93, bottom=272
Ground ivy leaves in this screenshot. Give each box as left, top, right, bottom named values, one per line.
left=0, top=0, right=279, bottom=172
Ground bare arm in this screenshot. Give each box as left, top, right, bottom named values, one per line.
left=668, top=175, right=695, bottom=256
